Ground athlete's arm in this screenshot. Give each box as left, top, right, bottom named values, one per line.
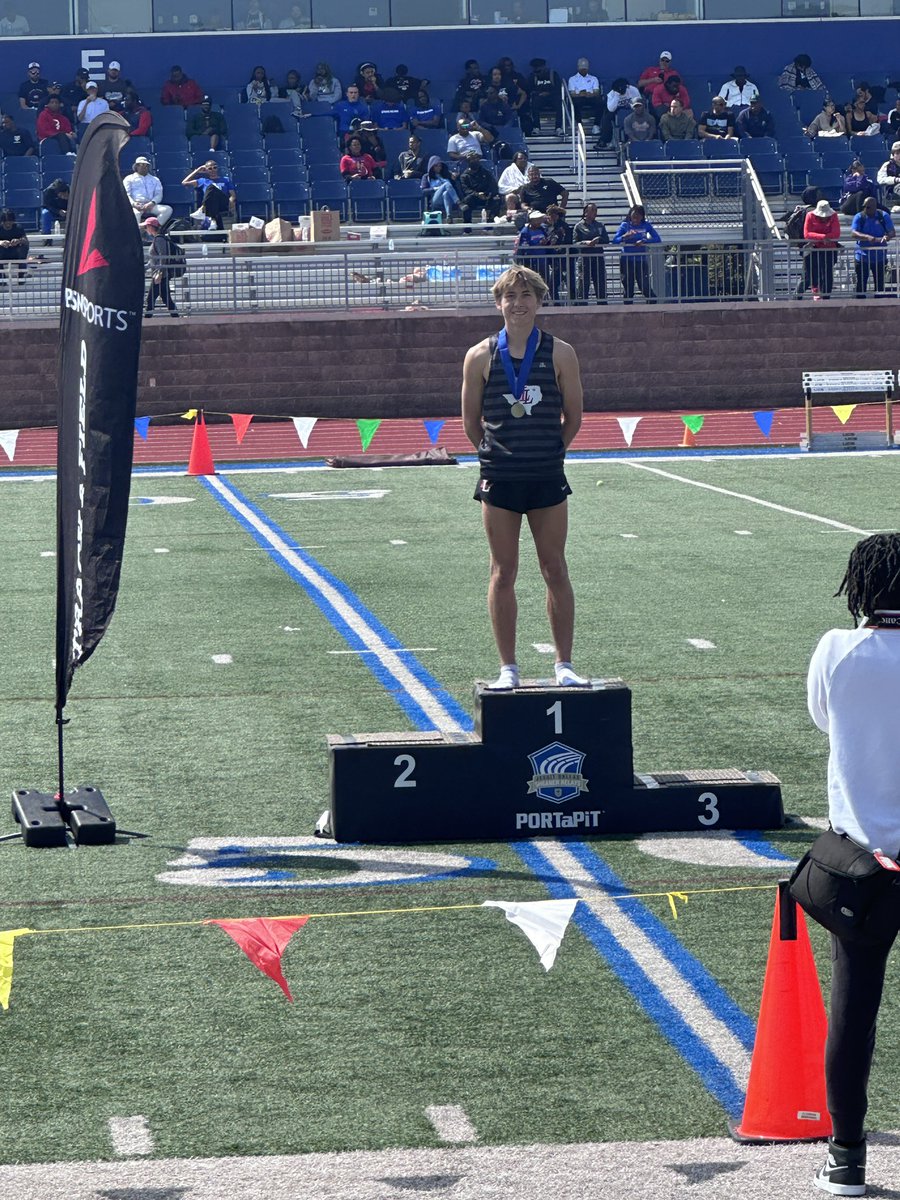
left=461, top=340, right=490, bottom=450
left=554, top=338, right=584, bottom=449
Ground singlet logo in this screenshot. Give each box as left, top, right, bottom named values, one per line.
left=504, top=385, right=543, bottom=416
left=76, top=192, right=110, bottom=276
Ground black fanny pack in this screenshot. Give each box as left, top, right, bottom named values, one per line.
left=789, top=829, right=900, bottom=945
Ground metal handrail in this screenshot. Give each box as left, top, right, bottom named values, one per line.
left=575, top=124, right=588, bottom=202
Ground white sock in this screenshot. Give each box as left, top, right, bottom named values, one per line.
left=555, top=661, right=588, bottom=687
left=488, top=664, right=520, bottom=690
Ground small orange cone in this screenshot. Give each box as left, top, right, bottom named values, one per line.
left=187, top=410, right=216, bottom=476
left=729, top=882, right=831, bottom=1143
left=680, top=423, right=697, bottom=448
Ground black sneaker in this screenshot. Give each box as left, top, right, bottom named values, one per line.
left=814, top=1138, right=866, bottom=1196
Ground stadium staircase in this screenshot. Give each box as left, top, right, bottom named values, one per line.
left=525, top=130, right=628, bottom=225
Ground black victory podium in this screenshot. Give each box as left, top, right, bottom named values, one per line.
left=326, top=679, right=783, bottom=844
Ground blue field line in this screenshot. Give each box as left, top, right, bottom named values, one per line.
left=512, top=839, right=747, bottom=1118
left=201, top=475, right=472, bottom=734
left=732, top=830, right=795, bottom=862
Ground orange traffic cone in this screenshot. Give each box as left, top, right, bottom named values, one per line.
left=680, top=422, right=697, bottom=448
left=187, top=410, right=216, bottom=476
left=729, top=881, right=831, bottom=1143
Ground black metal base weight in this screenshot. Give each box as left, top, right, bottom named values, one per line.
left=10, top=785, right=117, bottom=847
left=327, top=679, right=784, bottom=844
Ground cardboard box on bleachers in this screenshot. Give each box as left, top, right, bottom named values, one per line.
left=229, top=219, right=264, bottom=256
left=295, top=209, right=341, bottom=242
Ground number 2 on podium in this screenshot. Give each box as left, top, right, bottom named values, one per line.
left=546, top=700, right=562, bottom=735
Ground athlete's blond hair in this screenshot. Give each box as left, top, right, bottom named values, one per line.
left=491, top=264, right=549, bottom=304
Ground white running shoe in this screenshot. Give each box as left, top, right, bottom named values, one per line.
left=555, top=662, right=589, bottom=687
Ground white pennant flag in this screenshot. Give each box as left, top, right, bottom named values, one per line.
left=616, top=417, right=641, bottom=448
left=483, top=899, right=578, bottom=971
left=0, top=430, right=19, bottom=462
left=291, top=417, right=318, bottom=449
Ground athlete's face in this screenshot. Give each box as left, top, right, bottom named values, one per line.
left=497, top=280, right=539, bottom=326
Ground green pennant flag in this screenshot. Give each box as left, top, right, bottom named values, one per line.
left=682, top=415, right=705, bottom=435
left=356, top=419, right=382, bottom=452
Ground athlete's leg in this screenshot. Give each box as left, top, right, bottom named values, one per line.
left=527, top=500, right=575, bottom=664
left=482, top=501, right=522, bottom=671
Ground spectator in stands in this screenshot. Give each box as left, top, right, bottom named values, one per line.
left=735, top=98, right=775, bottom=139
left=650, top=74, right=692, bottom=120
left=241, top=0, right=271, bottom=26
left=521, top=164, right=568, bottom=212
left=806, top=97, right=846, bottom=140
left=355, top=62, right=382, bottom=103
left=659, top=99, right=697, bottom=142
left=19, top=62, right=49, bottom=110
left=384, top=64, right=422, bottom=102
left=453, top=60, right=486, bottom=111
left=100, top=62, right=132, bottom=108
left=356, top=121, right=387, bottom=174
left=514, top=210, right=551, bottom=283
left=637, top=51, right=677, bottom=99
left=278, top=3, right=308, bottom=27
left=567, top=58, right=601, bottom=134
left=784, top=185, right=821, bottom=297
left=845, top=88, right=879, bottom=136
left=597, top=78, right=641, bottom=148
left=527, top=57, right=563, bottom=138
left=0, top=112, right=34, bottom=155
left=334, top=85, right=368, bottom=137
left=76, top=83, right=109, bottom=131
left=40, top=179, right=68, bottom=234
left=487, top=65, right=525, bottom=128
left=305, top=62, right=342, bottom=106
left=718, top=67, right=759, bottom=112
left=124, top=91, right=152, bottom=138
left=408, top=87, right=442, bottom=131
left=279, top=70, right=305, bottom=113
left=698, top=95, right=734, bottom=139
left=841, top=159, right=878, bottom=214
left=478, top=87, right=514, bottom=136
left=884, top=96, right=900, bottom=144
left=876, top=142, right=900, bottom=200
left=245, top=66, right=273, bottom=105
left=339, top=135, right=377, bottom=181
left=545, top=203, right=574, bottom=302
left=779, top=53, right=826, bottom=93
left=496, top=57, right=532, bottom=133
left=496, top=191, right=527, bottom=229
left=447, top=115, right=492, bottom=166
left=802, top=197, right=840, bottom=299
left=161, top=66, right=204, bottom=108
left=187, top=97, right=227, bottom=149
left=421, top=155, right=459, bottom=220
left=182, top=159, right=236, bottom=230
left=612, top=203, right=660, bottom=303
left=573, top=201, right=608, bottom=304
left=851, top=195, right=895, bottom=296
left=457, top=150, right=502, bottom=227
left=0, top=208, right=28, bottom=280
left=584, top=0, right=610, bottom=17
left=373, top=90, right=408, bottom=130
left=60, top=70, right=89, bottom=124
left=143, top=217, right=181, bottom=317
left=623, top=98, right=657, bottom=142
left=36, top=97, right=76, bottom=154
left=392, top=134, right=426, bottom=179
left=0, top=2, right=28, bottom=34
left=125, top=156, right=174, bottom=227
left=498, top=149, right=530, bottom=195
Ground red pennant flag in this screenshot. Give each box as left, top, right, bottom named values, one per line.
left=209, top=916, right=309, bottom=1000
left=230, top=413, right=254, bottom=444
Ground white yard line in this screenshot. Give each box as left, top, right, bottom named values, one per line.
left=620, top=462, right=870, bottom=535
left=425, top=1105, right=478, bottom=1144
left=107, top=1116, right=154, bottom=1157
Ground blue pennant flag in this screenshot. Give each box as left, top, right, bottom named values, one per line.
left=753, top=411, right=774, bottom=439
left=134, top=416, right=151, bottom=441
left=423, top=419, right=445, bottom=445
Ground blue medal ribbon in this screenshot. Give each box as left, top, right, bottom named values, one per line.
left=497, top=327, right=540, bottom=401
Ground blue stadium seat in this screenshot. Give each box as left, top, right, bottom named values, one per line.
left=664, top=139, right=703, bottom=159
left=379, top=129, right=409, bottom=166
left=258, top=101, right=294, bottom=128
left=702, top=137, right=740, bottom=158
left=2, top=186, right=41, bottom=225
left=161, top=184, right=192, bottom=218
left=272, top=181, right=310, bottom=219
left=192, top=149, right=232, bottom=170
left=674, top=167, right=709, bottom=198
left=637, top=172, right=671, bottom=200
left=232, top=164, right=269, bottom=185
left=308, top=163, right=344, bottom=187
left=269, top=163, right=308, bottom=185
left=264, top=130, right=302, bottom=150
left=416, top=129, right=449, bottom=159
left=348, top=178, right=387, bottom=221
left=310, top=182, right=348, bottom=219
left=387, top=178, right=425, bottom=221
left=267, top=146, right=305, bottom=166
left=230, top=148, right=268, bottom=168
left=777, top=135, right=814, bottom=157
left=152, top=106, right=187, bottom=137
left=155, top=150, right=192, bottom=172
left=158, top=166, right=189, bottom=186
left=123, top=136, right=154, bottom=161
left=304, top=144, right=341, bottom=167
left=747, top=153, right=785, bottom=194
left=794, top=91, right=826, bottom=126
left=300, top=116, right=339, bottom=150
left=3, top=157, right=40, bottom=181
left=818, top=139, right=852, bottom=166
left=850, top=133, right=882, bottom=156
left=39, top=155, right=75, bottom=180
left=806, top=167, right=844, bottom=203
left=858, top=142, right=887, bottom=171
left=739, top=136, right=778, bottom=157
left=204, top=86, right=242, bottom=107
left=628, top=141, right=665, bottom=160
left=225, top=104, right=262, bottom=134
left=785, top=151, right=819, bottom=193
left=234, top=182, right=272, bottom=221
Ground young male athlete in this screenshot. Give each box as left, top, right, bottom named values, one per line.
left=807, top=532, right=900, bottom=1197
left=461, top=264, right=586, bottom=690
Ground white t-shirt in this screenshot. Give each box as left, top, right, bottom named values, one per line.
left=718, top=80, right=759, bottom=108
left=607, top=84, right=641, bottom=112
left=447, top=131, right=484, bottom=158
left=568, top=72, right=600, bottom=95
left=807, top=618, right=900, bottom=856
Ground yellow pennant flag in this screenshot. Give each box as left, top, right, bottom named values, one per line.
left=831, top=405, right=856, bottom=426
left=0, top=930, right=32, bottom=1011
left=180, top=408, right=198, bottom=421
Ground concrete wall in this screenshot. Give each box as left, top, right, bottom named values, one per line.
left=5, top=301, right=897, bottom=429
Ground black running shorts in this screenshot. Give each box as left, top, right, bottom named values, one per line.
left=473, top=476, right=572, bottom=513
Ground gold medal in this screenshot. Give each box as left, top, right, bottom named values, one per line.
left=510, top=402, right=525, bottom=418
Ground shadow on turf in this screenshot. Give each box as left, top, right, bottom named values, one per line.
left=378, top=1177, right=462, bottom=1192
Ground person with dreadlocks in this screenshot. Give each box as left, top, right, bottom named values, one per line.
left=807, top=532, right=900, bottom=1198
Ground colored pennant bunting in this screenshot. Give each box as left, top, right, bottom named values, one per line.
left=0, top=429, right=20, bottom=462
left=831, top=405, right=857, bottom=426
left=423, top=419, right=445, bottom=445
left=682, top=415, right=705, bottom=435
left=356, top=419, right=382, bottom=453
left=753, top=411, right=774, bottom=439
left=134, top=416, right=151, bottom=441
left=482, top=899, right=578, bottom=971
left=291, top=417, right=318, bottom=449
left=0, top=930, right=32, bottom=1011
left=230, top=414, right=254, bottom=444
left=180, top=408, right=198, bottom=421
left=616, top=417, right=641, bottom=448
left=209, top=917, right=309, bottom=1000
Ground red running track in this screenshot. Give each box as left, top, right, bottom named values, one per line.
left=2, top=405, right=893, bottom=469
